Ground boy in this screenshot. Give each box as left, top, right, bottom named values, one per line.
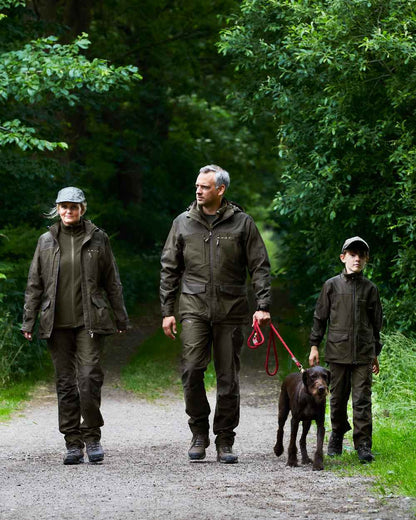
left=308, top=236, right=383, bottom=463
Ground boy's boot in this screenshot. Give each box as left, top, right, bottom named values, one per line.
left=357, top=443, right=375, bottom=463
left=327, top=432, right=343, bottom=456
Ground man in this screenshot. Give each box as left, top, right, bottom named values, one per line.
left=160, top=164, right=271, bottom=464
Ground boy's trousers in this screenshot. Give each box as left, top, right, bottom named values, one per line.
left=329, top=362, right=373, bottom=448
left=180, top=318, right=244, bottom=447
left=47, top=327, right=104, bottom=448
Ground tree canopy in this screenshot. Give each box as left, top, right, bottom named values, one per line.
left=220, top=0, right=416, bottom=332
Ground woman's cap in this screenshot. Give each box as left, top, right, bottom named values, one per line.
left=55, top=187, right=86, bottom=204
left=341, top=236, right=369, bottom=253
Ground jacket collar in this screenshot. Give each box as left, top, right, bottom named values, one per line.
left=341, top=269, right=364, bottom=282
left=48, top=219, right=98, bottom=242
left=187, top=199, right=242, bottom=227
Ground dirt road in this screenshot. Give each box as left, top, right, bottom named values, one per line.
left=0, top=322, right=414, bottom=520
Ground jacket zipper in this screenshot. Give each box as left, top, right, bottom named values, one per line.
left=80, top=231, right=94, bottom=338
left=352, top=278, right=357, bottom=363
left=71, top=233, right=75, bottom=326
left=205, top=230, right=214, bottom=321
left=51, top=245, right=60, bottom=334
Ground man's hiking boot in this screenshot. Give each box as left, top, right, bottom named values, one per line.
left=327, top=432, right=343, bottom=456
left=63, top=446, right=84, bottom=465
left=217, top=445, right=238, bottom=464
left=357, top=443, right=375, bottom=463
left=188, top=434, right=210, bottom=461
left=86, top=441, right=105, bottom=463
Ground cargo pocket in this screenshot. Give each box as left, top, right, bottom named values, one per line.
left=179, top=281, right=207, bottom=317
left=39, top=299, right=52, bottom=335
left=91, top=294, right=112, bottom=330
left=327, top=331, right=349, bottom=344
left=326, top=331, right=350, bottom=362
left=218, top=284, right=249, bottom=319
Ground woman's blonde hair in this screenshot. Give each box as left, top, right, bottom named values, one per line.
left=45, top=202, right=87, bottom=220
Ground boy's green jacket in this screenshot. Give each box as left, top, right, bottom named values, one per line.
left=310, top=271, right=383, bottom=364
left=160, top=200, right=271, bottom=323
left=22, top=220, right=129, bottom=338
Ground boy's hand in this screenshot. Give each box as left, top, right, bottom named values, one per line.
left=309, top=345, right=320, bottom=366
left=162, top=316, right=177, bottom=340
left=372, top=357, right=380, bottom=375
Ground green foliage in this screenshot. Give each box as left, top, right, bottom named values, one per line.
left=121, top=328, right=182, bottom=400
left=0, top=310, right=48, bottom=386
left=373, top=332, right=416, bottom=422
left=220, top=0, right=416, bottom=332
left=121, top=326, right=216, bottom=400
left=0, top=225, right=48, bottom=385
left=0, top=25, right=141, bottom=151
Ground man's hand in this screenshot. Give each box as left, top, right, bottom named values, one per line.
left=252, top=310, right=271, bottom=327
left=309, top=345, right=320, bottom=366
left=23, top=331, right=32, bottom=341
left=162, top=316, right=177, bottom=340
left=372, top=357, right=380, bottom=375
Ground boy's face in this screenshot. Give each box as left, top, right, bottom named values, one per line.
left=340, top=249, right=368, bottom=274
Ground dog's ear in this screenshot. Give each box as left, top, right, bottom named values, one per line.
left=302, top=369, right=309, bottom=387
left=326, top=369, right=331, bottom=385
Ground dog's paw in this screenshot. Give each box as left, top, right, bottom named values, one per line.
left=286, top=459, right=298, bottom=467
left=274, top=443, right=283, bottom=457
left=313, top=454, right=324, bottom=470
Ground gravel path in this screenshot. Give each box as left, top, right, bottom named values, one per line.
left=0, top=321, right=414, bottom=520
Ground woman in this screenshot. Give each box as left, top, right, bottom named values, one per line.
left=22, top=187, right=129, bottom=465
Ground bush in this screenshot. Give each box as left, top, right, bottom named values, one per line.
left=373, top=332, right=416, bottom=423
left=0, top=310, right=47, bottom=386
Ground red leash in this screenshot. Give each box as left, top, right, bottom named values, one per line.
left=247, top=320, right=305, bottom=376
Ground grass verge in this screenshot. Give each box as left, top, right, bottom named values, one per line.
left=325, top=332, right=416, bottom=501
left=0, top=360, right=53, bottom=421
left=121, top=327, right=216, bottom=400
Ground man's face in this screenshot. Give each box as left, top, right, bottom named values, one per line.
left=195, top=172, right=224, bottom=213
left=340, top=249, right=368, bottom=274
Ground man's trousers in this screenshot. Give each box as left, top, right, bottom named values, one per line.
left=180, top=318, right=244, bottom=446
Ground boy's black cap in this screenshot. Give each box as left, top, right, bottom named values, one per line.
left=341, top=236, right=369, bottom=253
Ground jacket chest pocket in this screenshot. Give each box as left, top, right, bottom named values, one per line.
left=183, top=233, right=209, bottom=265
left=215, top=233, right=242, bottom=267
left=84, top=247, right=103, bottom=276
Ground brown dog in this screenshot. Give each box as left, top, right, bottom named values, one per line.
left=273, top=366, right=330, bottom=471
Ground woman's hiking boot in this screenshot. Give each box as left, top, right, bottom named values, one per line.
left=63, top=446, right=84, bottom=465
left=188, top=434, right=210, bottom=461
left=86, top=441, right=105, bottom=463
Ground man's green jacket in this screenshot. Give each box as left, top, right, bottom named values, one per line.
left=160, top=200, right=271, bottom=323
